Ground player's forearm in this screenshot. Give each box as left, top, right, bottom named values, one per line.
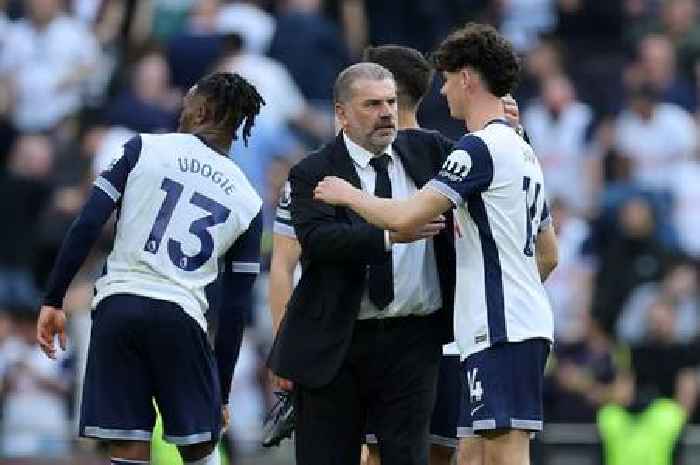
left=215, top=274, right=253, bottom=403
left=345, top=187, right=450, bottom=234
left=44, top=188, right=115, bottom=307
left=536, top=256, right=557, bottom=282
left=344, top=188, right=412, bottom=231
left=535, top=227, right=559, bottom=282
left=268, top=266, right=294, bottom=336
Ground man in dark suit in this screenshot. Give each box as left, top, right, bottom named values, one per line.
left=267, top=62, right=456, bottom=465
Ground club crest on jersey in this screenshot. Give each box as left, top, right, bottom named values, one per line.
left=440, top=150, right=472, bottom=181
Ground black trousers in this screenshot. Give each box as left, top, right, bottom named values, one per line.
left=294, top=313, right=443, bottom=465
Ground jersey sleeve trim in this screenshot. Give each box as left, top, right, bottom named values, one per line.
left=426, top=179, right=462, bottom=207
left=276, top=206, right=291, bottom=221
left=273, top=221, right=296, bottom=238
left=231, top=262, right=261, bottom=274
left=94, top=176, right=121, bottom=202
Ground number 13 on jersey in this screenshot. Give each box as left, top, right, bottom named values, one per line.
left=144, top=177, right=230, bottom=271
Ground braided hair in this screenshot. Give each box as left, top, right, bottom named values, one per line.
left=195, top=72, right=265, bottom=146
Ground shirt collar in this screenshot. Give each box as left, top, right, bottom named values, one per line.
left=343, top=132, right=395, bottom=169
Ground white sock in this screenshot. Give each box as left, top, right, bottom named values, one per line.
left=184, top=448, right=220, bottom=465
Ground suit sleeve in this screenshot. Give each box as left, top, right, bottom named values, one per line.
left=289, top=161, right=388, bottom=264
left=427, top=134, right=494, bottom=206
left=215, top=210, right=262, bottom=404
left=43, top=136, right=142, bottom=307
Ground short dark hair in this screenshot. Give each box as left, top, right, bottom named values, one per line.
left=195, top=72, right=265, bottom=146
left=430, top=23, right=521, bottom=97
left=333, top=62, right=394, bottom=104
left=363, top=45, right=434, bottom=109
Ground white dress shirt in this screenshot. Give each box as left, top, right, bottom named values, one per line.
left=343, top=133, right=442, bottom=320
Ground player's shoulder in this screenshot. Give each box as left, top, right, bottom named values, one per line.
left=469, top=124, right=530, bottom=160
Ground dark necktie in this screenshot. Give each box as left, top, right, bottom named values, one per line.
left=368, top=154, right=394, bottom=310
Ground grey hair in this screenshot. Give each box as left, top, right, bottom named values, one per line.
left=333, top=62, right=395, bottom=103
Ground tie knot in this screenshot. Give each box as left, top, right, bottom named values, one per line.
left=369, top=154, right=390, bottom=173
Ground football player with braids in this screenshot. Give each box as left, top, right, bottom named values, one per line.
left=37, top=72, right=264, bottom=465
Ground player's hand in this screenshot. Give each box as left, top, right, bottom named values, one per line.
left=269, top=369, right=294, bottom=391
left=37, top=305, right=68, bottom=360
left=389, top=216, right=445, bottom=243
left=314, top=176, right=356, bottom=206
left=502, top=94, right=520, bottom=128
left=221, top=405, right=231, bottom=433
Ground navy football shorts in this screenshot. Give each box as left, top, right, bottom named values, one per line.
left=366, top=354, right=462, bottom=448
left=458, top=338, right=550, bottom=437
left=79, top=294, right=222, bottom=445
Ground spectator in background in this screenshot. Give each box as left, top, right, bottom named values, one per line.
left=591, top=195, right=672, bottom=335
left=631, top=298, right=699, bottom=407
left=167, top=0, right=227, bottom=91
left=269, top=0, right=351, bottom=106
left=0, top=0, right=100, bottom=132
left=216, top=35, right=325, bottom=195
left=617, top=257, right=699, bottom=345
left=217, top=0, right=275, bottom=54
left=105, top=50, right=180, bottom=133
left=362, top=0, right=453, bottom=54
left=662, top=0, right=700, bottom=79
left=544, top=198, right=593, bottom=343
left=615, top=82, right=697, bottom=191
left=670, top=147, right=700, bottom=257
left=499, top=0, right=556, bottom=53
left=522, top=74, right=597, bottom=213
left=131, top=0, right=194, bottom=45
left=554, top=0, right=626, bottom=115
left=626, top=34, right=696, bottom=113
left=0, top=135, right=53, bottom=308
left=628, top=0, right=700, bottom=81
left=545, top=319, right=622, bottom=422
left=0, top=306, right=73, bottom=457
left=217, top=34, right=331, bottom=138
left=514, top=37, right=566, bottom=111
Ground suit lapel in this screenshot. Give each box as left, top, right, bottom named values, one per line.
left=329, top=132, right=362, bottom=189
left=327, top=132, right=366, bottom=224
left=393, top=132, right=433, bottom=188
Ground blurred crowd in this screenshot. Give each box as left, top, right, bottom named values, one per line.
left=2, top=0, right=700, bottom=462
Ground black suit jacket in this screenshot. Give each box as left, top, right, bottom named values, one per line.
left=267, top=130, right=456, bottom=388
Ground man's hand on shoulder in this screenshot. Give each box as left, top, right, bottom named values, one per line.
left=36, top=305, right=68, bottom=360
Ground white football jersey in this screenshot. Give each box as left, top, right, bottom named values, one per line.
left=92, top=133, right=262, bottom=331
left=427, top=121, right=553, bottom=360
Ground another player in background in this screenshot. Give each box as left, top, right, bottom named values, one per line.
left=315, top=24, right=558, bottom=465
left=269, top=45, right=523, bottom=465
left=37, top=72, right=265, bottom=465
